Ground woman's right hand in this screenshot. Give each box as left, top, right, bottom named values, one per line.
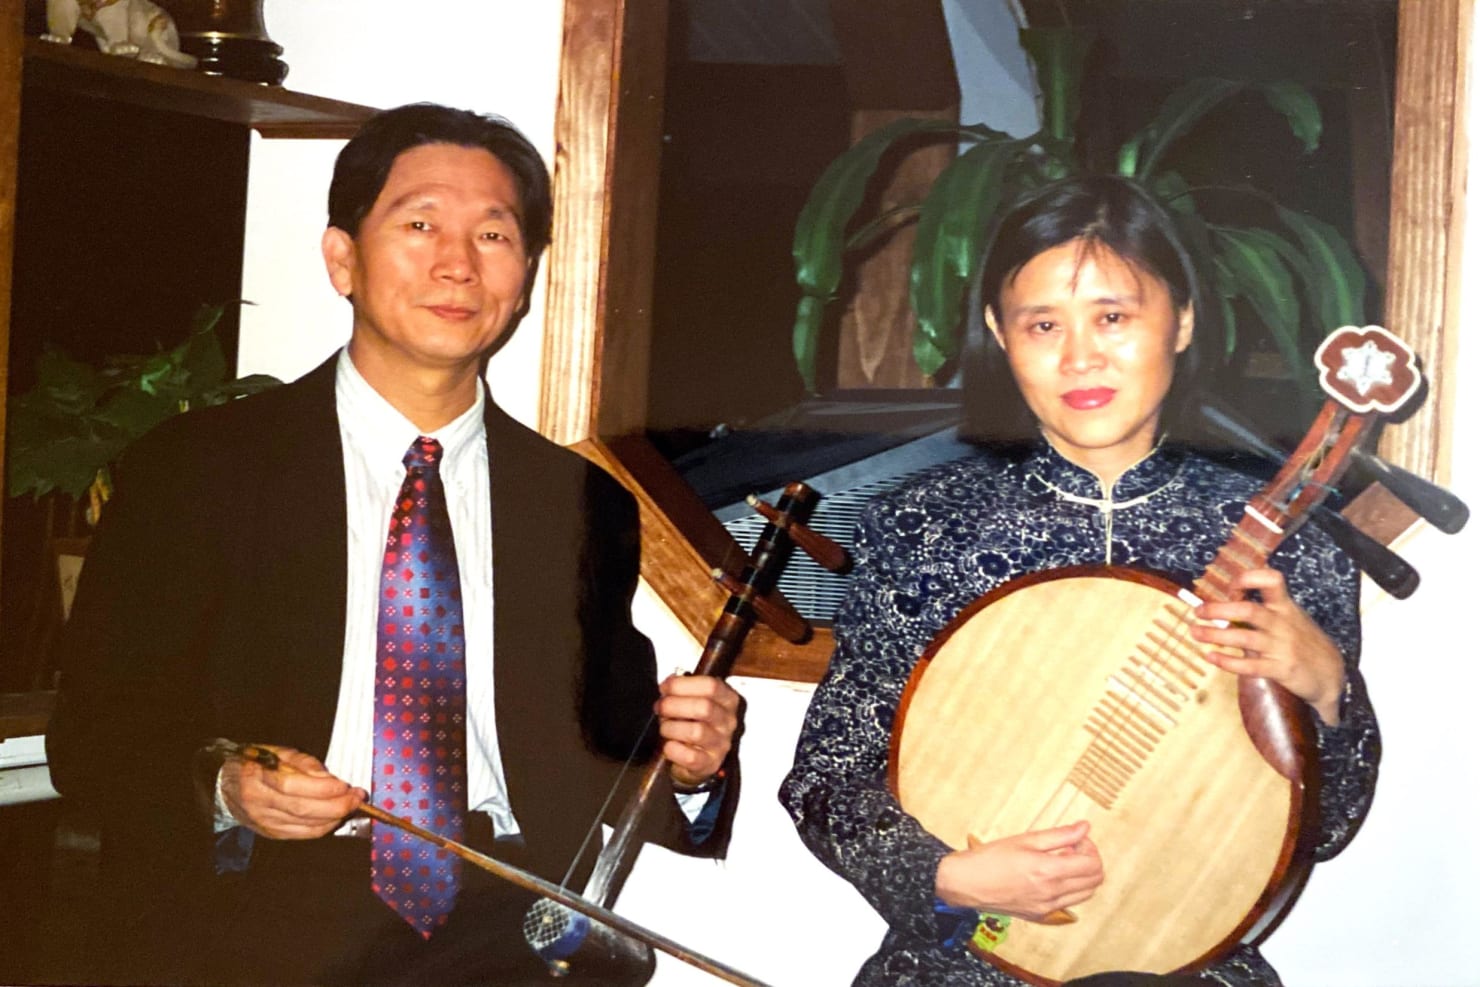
left=934, top=820, right=1104, bottom=921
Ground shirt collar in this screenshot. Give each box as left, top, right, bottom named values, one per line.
left=1022, top=437, right=1184, bottom=505
left=335, top=349, right=486, bottom=479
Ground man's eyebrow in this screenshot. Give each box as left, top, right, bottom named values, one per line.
left=379, top=190, right=522, bottom=223
left=482, top=204, right=522, bottom=223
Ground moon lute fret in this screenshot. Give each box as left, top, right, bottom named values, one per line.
left=889, top=325, right=1418, bottom=985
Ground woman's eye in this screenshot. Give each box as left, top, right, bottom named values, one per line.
left=1103, top=311, right=1123, bottom=324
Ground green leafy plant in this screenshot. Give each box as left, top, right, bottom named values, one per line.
left=5, top=302, right=281, bottom=524
left=790, top=26, right=1369, bottom=398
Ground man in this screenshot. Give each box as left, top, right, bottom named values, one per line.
left=46, top=103, right=742, bottom=985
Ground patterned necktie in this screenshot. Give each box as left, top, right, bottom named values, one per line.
left=372, top=436, right=467, bottom=938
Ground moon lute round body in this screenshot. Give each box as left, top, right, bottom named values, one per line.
left=890, top=565, right=1313, bottom=984
left=888, top=326, right=1420, bottom=984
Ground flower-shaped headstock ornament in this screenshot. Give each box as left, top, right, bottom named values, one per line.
left=1313, top=324, right=1421, bottom=415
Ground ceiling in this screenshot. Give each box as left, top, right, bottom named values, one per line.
left=677, top=0, right=1395, bottom=91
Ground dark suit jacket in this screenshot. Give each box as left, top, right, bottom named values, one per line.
left=46, top=356, right=736, bottom=976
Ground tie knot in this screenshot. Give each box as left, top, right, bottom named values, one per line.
left=405, top=436, right=444, bottom=472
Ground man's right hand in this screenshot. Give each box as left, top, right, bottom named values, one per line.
left=220, top=745, right=366, bottom=840
left=934, top=820, right=1104, bottom=922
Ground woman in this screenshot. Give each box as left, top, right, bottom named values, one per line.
left=779, top=174, right=1379, bottom=986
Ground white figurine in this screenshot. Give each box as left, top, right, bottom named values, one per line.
left=41, top=0, right=198, bottom=70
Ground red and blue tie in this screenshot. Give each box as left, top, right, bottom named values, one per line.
left=371, top=436, right=467, bottom=938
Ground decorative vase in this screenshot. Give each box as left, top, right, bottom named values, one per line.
left=165, top=0, right=288, bottom=85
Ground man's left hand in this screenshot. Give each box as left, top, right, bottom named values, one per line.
left=655, top=674, right=742, bottom=788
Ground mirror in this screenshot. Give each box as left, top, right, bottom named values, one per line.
left=545, top=0, right=1463, bottom=683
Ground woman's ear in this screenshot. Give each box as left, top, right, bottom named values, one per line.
left=1175, top=304, right=1195, bottom=354
left=321, top=226, right=357, bottom=298
left=985, top=307, right=1006, bottom=350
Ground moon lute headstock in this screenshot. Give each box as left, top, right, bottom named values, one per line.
left=1312, top=323, right=1421, bottom=415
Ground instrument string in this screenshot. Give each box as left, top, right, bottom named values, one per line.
left=1027, top=589, right=1200, bottom=833
left=1037, top=541, right=1271, bottom=834
left=551, top=537, right=751, bottom=894
left=556, top=707, right=661, bottom=892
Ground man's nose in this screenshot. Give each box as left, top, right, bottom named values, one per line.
left=432, top=235, right=478, bottom=282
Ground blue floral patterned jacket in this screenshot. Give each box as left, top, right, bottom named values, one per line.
left=779, top=440, right=1380, bottom=986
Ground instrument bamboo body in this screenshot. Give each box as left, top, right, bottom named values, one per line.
left=523, top=482, right=836, bottom=981
left=892, top=567, right=1309, bottom=984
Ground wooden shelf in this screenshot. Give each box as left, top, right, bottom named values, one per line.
left=0, top=690, right=52, bottom=740
left=22, top=38, right=374, bottom=139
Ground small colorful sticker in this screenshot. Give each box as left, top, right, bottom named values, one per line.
left=971, top=913, right=1011, bottom=952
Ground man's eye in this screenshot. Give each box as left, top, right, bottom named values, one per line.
left=480, top=230, right=508, bottom=242
left=408, top=220, right=430, bottom=232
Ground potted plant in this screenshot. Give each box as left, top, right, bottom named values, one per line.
left=789, top=26, right=1371, bottom=411
left=5, top=301, right=281, bottom=528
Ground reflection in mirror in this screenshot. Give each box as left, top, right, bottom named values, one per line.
left=639, top=0, right=1395, bottom=645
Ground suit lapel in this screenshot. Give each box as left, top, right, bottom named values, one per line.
left=235, top=358, right=349, bottom=753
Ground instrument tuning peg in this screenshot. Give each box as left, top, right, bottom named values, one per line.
left=710, top=569, right=810, bottom=643
left=746, top=494, right=852, bottom=574
left=1346, top=450, right=1469, bottom=535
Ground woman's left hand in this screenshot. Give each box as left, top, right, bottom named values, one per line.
left=1191, top=567, right=1346, bottom=726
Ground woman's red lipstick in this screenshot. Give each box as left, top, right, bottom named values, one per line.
left=1062, top=387, right=1115, bottom=410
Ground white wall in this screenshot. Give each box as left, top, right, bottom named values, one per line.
left=239, top=1, right=563, bottom=427
left=1257, top=27, right=1480, bottom=983
left=240, top=3, right=1479, bottom=985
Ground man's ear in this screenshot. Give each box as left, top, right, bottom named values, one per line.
left=321, top=226, right=357, bottom=298
left=1175, top=304, right=1195, bottom=354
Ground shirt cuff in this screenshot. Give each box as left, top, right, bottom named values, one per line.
left=212, top=766, right=240, bottom=833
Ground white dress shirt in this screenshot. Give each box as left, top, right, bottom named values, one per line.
left=216, top=350, right=705, bottom=834
left=326, top=349, right=520, bottom=836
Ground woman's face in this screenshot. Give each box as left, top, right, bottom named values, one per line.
left=986, top=238, right=1194, bottom=483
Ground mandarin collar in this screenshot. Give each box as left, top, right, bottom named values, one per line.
left=1021, top=438, right=1184, bottom=504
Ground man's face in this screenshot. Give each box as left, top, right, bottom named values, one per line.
left=324, top=142, right=531, bottom=377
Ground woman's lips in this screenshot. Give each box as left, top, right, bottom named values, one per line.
left=1062, top=387, right=1116, bottom=410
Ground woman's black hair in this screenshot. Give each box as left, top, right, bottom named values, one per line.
left=960, top=174, right=1209, bottom=446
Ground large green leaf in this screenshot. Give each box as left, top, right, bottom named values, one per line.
left=1276, top=205, right=1367, bottom=334
left=1019, top=27, right=1095, bottom=145
left=7, top=435, right=120, bottom=500
left=1122, top=78, right=1321, bottom=180
left=791, top=116, right=965, bottom=391
left=791, top=294, right=829, bottom=395
left=1119, top=78, right=1245, bottom=179
left=1211, top=227, right=1304, bottom=381
left=94, top=386, right=179, bottom=437
left=1258, top=82, right=1322, bottom=154
left=908, top=137, right=1036, bottom=376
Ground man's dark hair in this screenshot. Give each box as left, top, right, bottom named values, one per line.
left=327, top=102, right=554, bottom=267
left=963, top=174, right=1208, bottom=444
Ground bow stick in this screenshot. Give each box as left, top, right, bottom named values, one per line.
left=522, top=480, right=848, bottom=980
left=209, top=740, right=770, bottom=986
